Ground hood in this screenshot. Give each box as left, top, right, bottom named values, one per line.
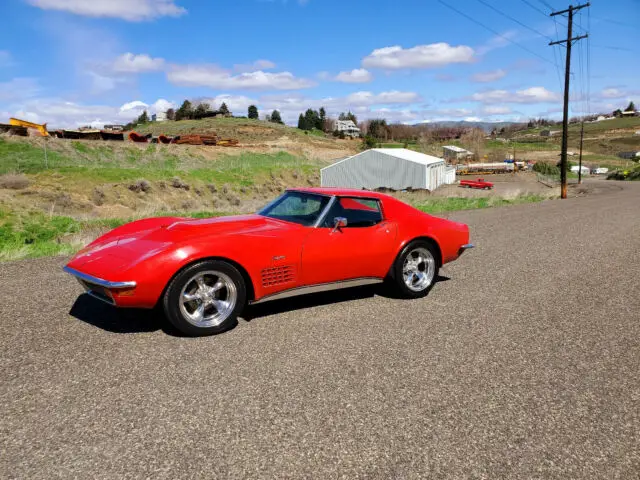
left=68, top=214, right=299, bottom=272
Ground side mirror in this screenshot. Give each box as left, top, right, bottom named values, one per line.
left=332, top=216, right=347, bottom=232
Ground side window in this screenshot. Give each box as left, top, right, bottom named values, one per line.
left=322, top=197, right=383, bottom=228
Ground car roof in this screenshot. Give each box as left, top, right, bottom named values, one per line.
left=287, top=187, right=393, bottom=199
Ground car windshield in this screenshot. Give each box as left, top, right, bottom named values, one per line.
left=258, top=191, right=331, bottom=226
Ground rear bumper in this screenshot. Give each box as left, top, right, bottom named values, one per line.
left=63, top=266, right=136, bottom=306
left=458, top=244, right=475, bottom=256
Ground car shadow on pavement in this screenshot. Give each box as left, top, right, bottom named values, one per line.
left=242, top=275, right=450, bottom=321
left=69, top=294, right=167, bottom=335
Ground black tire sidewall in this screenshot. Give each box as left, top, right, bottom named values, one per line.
left=392, top=240, right=440, bottom=299
left=163, top=260, right=246, bottom=336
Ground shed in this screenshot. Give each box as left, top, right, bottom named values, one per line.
left=321, top=148, right=451, bottom=191
left=442, top=145, right=472, bottom=163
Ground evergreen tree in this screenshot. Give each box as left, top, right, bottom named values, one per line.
left=304, top=108, right=319, bottom=131
left=176, top=100, right=193, bottom=121
left=248, top=105, right=259, bottom=119
left=625, top=101, right=636, bottom=112
left=270, top=110, right=283, bottom=124
left=219, top=102, right=230, bottom=115
left=165, top=108, right=176, bottom=121
left=298, top=113, right=306, bottom=130
left=194, top=103, right=211, bottom=119
left=319, top=107, right=327, bottom=130
left=137, top=110, right=149, bottom=124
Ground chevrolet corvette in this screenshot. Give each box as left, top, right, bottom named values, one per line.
left=64, top=188, right=473, bottom=336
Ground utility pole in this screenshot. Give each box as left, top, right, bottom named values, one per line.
left=578, top=121, right=584, bottom=184
left=550, top=3, right=589, bottom=199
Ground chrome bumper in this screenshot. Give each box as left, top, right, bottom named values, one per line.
left=458, top=244, right=475, bottom=255
left=63, top=266, right=136, bottom=306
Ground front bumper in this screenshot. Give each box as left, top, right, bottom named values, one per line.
left=458, top=244, right=475, bottom=256
left=63, top=266, right=136, bottom=306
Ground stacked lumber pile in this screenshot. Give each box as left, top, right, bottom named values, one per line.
left=173, top=134, right=218, bottom=145
left=217, top=139, right=240, bottom=147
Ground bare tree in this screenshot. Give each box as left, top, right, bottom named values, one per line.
left=460, top=128, right=486, bottom=161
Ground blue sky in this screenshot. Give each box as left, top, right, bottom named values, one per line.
left=1, top=0, right=638, bottom=127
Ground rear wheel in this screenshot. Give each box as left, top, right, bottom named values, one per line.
left=390, top=240, right=439, bottom=298
left=163, top=260, right=246, bottom=336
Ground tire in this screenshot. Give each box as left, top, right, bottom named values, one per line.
left=162, top=260, right=246, bottom=336
left=390, top=240, right=440, bottom=299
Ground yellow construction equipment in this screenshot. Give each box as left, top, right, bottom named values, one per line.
left=9, top=118, right=49, bottom=137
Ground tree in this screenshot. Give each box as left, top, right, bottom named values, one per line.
left=248, top=105, right=259, bottom=119
left=613, top=108, right=623, bottom=118
left=368, top=119, right=390, bottom=140
left=319, top=107, right=327, bottom=131
left=339, top=111, right=358, bottom=124
left=304, top=108, right=320, bottom=131
left=298, top=114, right=305, bottom=130
left=165, top=108, right=176, bottom=121
left=176, top=100, right=193, bottom=121
left=460, top=128, right=486, bottom=161
left=625, top=101, right=636, bottom=112
left=219, top=102, right=230, bottom=115
left=361, top=135, right=377, bottom=150
left=193, top=102, right=211, bottom=119
left=269, top=110, right=283, bottom=124
left=137, top=110, right=149, bottom=124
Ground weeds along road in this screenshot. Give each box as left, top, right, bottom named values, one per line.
left=1, top=180, right=639, bottom=479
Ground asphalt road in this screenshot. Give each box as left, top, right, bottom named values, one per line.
left=2, top=180, right=639, bottom=479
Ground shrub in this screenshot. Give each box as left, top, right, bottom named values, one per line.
left=128, top=179, right=152, bottom=193
left=533, top=162, right=560, bottom=176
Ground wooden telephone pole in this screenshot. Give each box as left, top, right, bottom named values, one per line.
left=549, top=3, right=589, bottom=199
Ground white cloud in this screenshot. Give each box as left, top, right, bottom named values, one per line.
left=481, top=105, right=513, bottom=115
left=233, top=60, right=276, bottom=73
left=152, top=98, right=175, bottom=113
left=344, top=90, right=422, bottom=106
left=112, top=53, right=165, bottom=73
left=362, top=43, right=474, bottom=69
left=476, top=31, right=517, bottom=56
left=470, top=86, right=560, bottom=104
left=0, top=78, right=40, bottom=102
left=464, top=116, right=482, bottom=122
left=471, top=69, right=506, bottom=83
left=334, top=68, right=373, bottom=83
left=167, top=64, right=315, bottom=90
left=26, top=0, right=187, bottom=21
left=6, top=97, right=177, bottom=128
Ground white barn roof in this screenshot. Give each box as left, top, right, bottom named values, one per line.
left=368, top=148, right=444, bottom=166
left=443, top=145, right=471, bottom=153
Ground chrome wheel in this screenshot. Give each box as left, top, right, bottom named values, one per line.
left=403, top=247, right=435, bottom=292
left=179, top=271, right=237, bottom=328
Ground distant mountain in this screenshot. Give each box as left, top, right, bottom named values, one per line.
left=415, top=120, right=526, bottom=132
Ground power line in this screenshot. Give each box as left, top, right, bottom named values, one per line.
left=537, top=0, right=556, bottom=12
left=436, top=0, right=557, bottom=66
left=591, top=44, right=635, bottom=52
left=474, top=0, right=554, bottom=41
left=518, top=0, right=549, bottom=17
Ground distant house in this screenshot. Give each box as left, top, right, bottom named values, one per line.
left=334, top=120, right=361, bottom=137
left=442, top=145, right=472, bottom=163
left=103, top=124, right=124, bottom=132
left=152, top=111, right=167, bottom=122
left=540, top=129, right=561, bottom=137
left=621, top=110, right=638, bottom=116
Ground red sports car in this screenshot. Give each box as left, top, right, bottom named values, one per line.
left=64, top=188, right=473, bottom=336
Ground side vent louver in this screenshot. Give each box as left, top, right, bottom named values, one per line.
left=261, top=265, right=295, bottom=288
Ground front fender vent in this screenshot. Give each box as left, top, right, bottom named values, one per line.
left=261, top=265, right=295, bottom=288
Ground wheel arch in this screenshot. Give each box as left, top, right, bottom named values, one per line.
left=158, top=256, right=256, bottom=306
left=388, top=236, right=443, bottom=279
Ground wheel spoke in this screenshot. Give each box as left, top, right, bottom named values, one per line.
left=182, top=292, right=199, bottom=303
left=211, top=299, right=230, bottom=312
left=190, top=303, right=205, bottom=322
left=196, top=276, right=207, bottom=290
left=212, top=280, right=225, bottom=292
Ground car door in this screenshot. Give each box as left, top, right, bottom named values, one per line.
left=300, top=197, right=397, bottom=286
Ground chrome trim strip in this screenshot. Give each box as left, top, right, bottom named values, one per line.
left=86, top=290, right=116, bottom=306
left=250, top=277, right=383, bottom=305
left=63, top=266, right=137, bottom=289
left=313, top=195, right=337, bottom=228
left=460, top=244, right=475, bottom=250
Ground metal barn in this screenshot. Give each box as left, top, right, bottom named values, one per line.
left=321, top=148, right=451, bottom=191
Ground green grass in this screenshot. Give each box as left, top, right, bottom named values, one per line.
left=414, top=194, right=548, bottom=214
left=0, top=209, right=234, bottom=261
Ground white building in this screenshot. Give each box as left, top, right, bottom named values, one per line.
left=321, top=148, right=454, bottom=191
left=334, top=119, right=361, bottom=137
left=442, top=145, right=472, bottom=163
left=152, top=111, right=167, bottom=122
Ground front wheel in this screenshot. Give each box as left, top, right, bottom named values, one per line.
left=163, top=260, right=246, bottom=336
left=390, top=241, right=439, bottom=298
